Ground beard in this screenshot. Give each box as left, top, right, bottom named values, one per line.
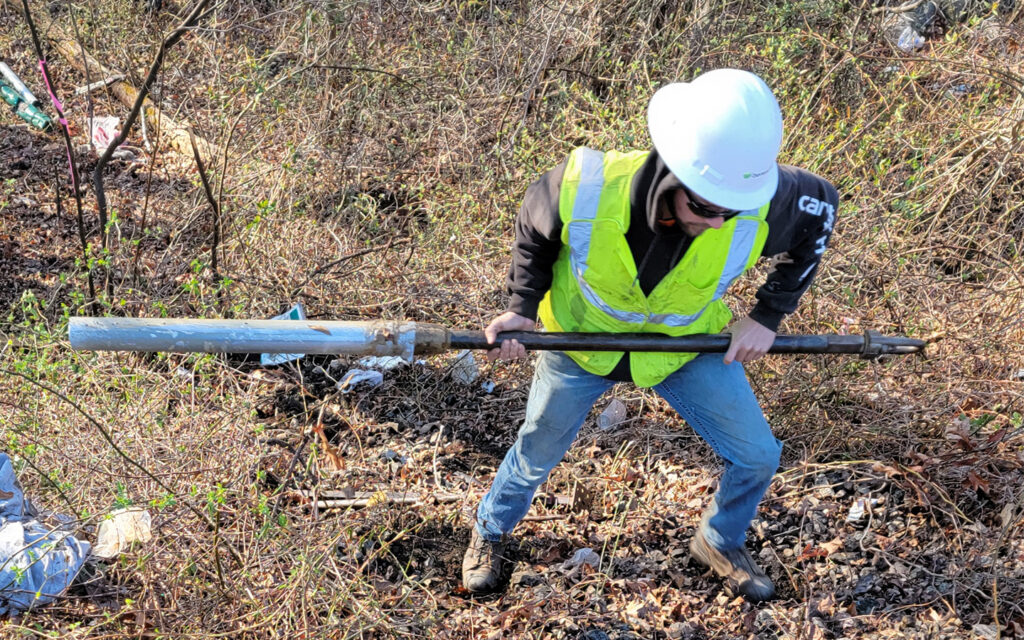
left=681, top=221, right=711, bottom=238
left=663, top=194, right=711, bottom=238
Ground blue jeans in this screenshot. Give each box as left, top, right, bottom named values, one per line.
left=475, top=351, right=782, bottom=551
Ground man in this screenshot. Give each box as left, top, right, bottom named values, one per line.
left=462, top=69, right=838, bottom=602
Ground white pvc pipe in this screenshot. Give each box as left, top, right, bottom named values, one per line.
left=68, top=317, right=424, bottom=359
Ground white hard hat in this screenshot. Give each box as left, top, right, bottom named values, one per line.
left=647, top=69, right=783, bottom=211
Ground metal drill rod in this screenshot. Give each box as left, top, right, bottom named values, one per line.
left=453, top=330, right=924, bottom=358
left=69, top=317, right=925, bottom=360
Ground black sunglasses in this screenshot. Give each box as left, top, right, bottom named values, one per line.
left=679, top=184, right=741, bottom=220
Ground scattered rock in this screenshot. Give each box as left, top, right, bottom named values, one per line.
left=381, top=450, right=408, bottom=465
left=509, top=565, right=544, bottom=588
left=853, top=572, right=877, bottom=596
left=855, top=596, right=880, bottom=615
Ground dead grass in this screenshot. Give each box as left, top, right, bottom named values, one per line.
left=1, top=0, right=1023, bottom=637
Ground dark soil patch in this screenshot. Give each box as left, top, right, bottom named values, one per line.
left=0, top=121, right=193, bottom=321
left=1, top=125, right=79, bottom=317
left=265, top=355, right=526, bottom=462
left=385, top=519, right=469, bottom=590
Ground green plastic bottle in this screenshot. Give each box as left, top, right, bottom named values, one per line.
left=1, top=79, right=54, bottom=131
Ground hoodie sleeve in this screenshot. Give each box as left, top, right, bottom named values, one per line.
left=505, top=160, right=567, bottom=320
left=748, top=165, right=839, bottom=332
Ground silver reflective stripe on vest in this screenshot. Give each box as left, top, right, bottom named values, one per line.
left=714, top=217, right=760, bottom=301
left=567, top=148, right=759, bottom=328
left=567, top=149, right=604, bottom=270
left=568, top=150, right=650, bottom=324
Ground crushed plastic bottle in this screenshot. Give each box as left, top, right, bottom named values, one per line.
left=597, top=399, right=627, bottom=431
left=449, top=350, right=479, bottom=385
left=897, top=26, right=926, bottom=52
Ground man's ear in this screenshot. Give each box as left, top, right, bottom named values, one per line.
left=659, top=190, right=679, bottom=221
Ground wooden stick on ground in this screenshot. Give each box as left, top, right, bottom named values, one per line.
left=294, top=490, right=464, bottom=510
left=291, top=489, right=570, bottom=521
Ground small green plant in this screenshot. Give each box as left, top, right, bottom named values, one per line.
left=205, top=483, right=227, bottom=517
left=0, top=177, right=15, bottom=212
left=114, top=481, right=133, bottom=509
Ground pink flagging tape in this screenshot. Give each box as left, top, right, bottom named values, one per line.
left=37, top=59, right=77, bottom=188
left=38, top=60, right=68, bottom=126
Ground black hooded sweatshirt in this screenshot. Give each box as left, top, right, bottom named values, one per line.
left=505, top=150, right=839, bottom=382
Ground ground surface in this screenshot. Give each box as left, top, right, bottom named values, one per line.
left=1, top=0, right=1023, bottom=638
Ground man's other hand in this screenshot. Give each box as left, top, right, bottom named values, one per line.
left=484, top=312, right=536, bottom=362
left=724, top=317, right=776, bottom=364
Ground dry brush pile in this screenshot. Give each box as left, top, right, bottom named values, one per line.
left=1, top=0, right=1023, bottom=637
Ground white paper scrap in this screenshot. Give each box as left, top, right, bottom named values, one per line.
left=90, top=116, right=121, bottom=153
left=92, top=508, right=153, bottom=559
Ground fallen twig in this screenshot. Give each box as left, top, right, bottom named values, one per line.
left=293, top=489, right=463, bottom=510
left=189, top=130, right=222, bottom=279
left=72, top=74, right=124, bottom=96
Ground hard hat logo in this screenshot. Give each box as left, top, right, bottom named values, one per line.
left=695, top=163, right=724, bottom=183
left=648, top=69, right=783, bottom=212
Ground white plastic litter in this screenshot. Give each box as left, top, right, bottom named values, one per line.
left=845, top=497, right=882, bottom=524
left=450, top=350, right=479, bottom=385
left=337, top=369, right=384, bottom=392
left=357, top=355, right=408, bottom=370
left=92, top=508, right=153, bottom=559
left=480, top=380, right=495, bottom=394
left=0, top=454, right=91, bottom=615
left=598, top=399, right=627, bottom=430
left=846, top=498, right=866, bottom=523
left=261, top=302, right=307, bottom=366
left=90, top=116, right=121, bottom=153
left=561, top=547, right=600, bottom=571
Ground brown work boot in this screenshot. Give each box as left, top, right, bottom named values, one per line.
left=690, top=529, right=775, bottom=602
left=462, top=528, right=506, bottom=593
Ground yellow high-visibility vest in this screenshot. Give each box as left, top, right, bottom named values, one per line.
left=537, top=147, right=770, bottom=387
